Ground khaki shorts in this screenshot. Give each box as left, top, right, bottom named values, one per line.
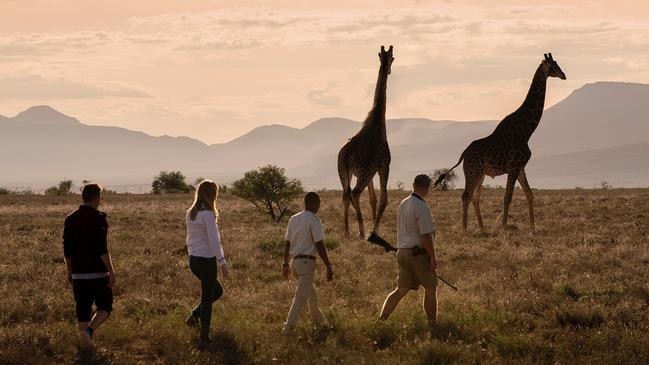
left=397, top=248, right=437, bottom=290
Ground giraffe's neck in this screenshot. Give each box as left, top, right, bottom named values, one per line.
left=362, top=63, right=389, bottom=136
left=517, top=64, right=548, bottom=139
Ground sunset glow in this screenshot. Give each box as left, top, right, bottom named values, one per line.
left=1, top=0, right=648, bottom=143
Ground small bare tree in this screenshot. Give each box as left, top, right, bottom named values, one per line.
left=431, top=169, right=457, bottom=191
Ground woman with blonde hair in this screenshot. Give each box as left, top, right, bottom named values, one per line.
left=185, top=180, right=229, bottom=345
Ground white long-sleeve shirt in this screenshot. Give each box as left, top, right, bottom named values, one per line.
left=186, top=210, right=226, bottom=262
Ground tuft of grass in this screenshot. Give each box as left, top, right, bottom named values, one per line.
left=556, top=307, right=605, bottom=328
left=256, top=237, right=285, bottom=256
left=430, top=319, right=473, bottom=343
left=324, top=238, right=339, bottom=251
left=558, top=284, right=581, bottom=301
left=492, top=334, right=555, bottom=363
left=418, top=342, right=463, bottom=365
left=363, top=320, right=399, bottom=349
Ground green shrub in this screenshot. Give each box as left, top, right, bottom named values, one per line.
left=324, top=238, right=339, bottom=251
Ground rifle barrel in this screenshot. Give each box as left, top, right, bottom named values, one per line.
left=436, top=274, right=458, bottom=291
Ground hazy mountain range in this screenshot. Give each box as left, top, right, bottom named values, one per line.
left=1, top=81, right=648, bottom=192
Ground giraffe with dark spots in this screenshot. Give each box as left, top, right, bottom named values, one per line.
left=338, top=45, right=394, bottom=239
left=434, top=53, right=566, bottom=233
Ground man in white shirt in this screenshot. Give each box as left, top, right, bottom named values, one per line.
left=282, top=192, right=334, bottom=332
left=378, top=174, right=438, bottom=329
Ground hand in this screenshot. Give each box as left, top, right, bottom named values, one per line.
left=326, top=265, right=333, bottom=282
left=429, top=256, right=437, bottom=273
left=221, top=265, right=230, bottom=279
left=282, top=263, right=290, bottom=278
left=107, top=272, right=116, bottom=288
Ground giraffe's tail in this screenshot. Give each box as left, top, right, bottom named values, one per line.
left=433, top=152, right=465, bottom=189
left=337, top=155, right=352, bottom=200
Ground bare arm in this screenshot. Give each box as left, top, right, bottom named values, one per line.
left=420, top=233, right=437, bottom=272
left=282, top=241, right=291, bottom=278
left=315, top=241, right=333, bottom=281
left=283, top=241, right=291, bottom=266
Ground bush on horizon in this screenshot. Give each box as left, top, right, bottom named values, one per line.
left=151, top=171, right=193, bottom=194
left=45, top=180, right=73, bottom=196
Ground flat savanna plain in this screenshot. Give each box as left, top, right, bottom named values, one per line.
left=1, top=189, right=648, bottom=365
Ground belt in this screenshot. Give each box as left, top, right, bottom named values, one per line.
left=400, top=246, right=428, bottom=256
left=294, top=254, right=316, bottom=261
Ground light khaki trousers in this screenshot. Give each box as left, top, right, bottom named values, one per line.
left=285, top=257, right=326, bottom=327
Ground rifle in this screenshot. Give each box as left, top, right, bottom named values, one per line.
left=366, top=231, right=458, bottom=291
left=366, top=231, right=398, bottom=252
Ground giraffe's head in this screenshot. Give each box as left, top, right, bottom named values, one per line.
left=542, top=53, right=566, bottom=80
left=378, top=45, right=394, bottom=75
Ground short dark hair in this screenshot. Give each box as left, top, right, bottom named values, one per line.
left=413, top=174, right=432, bottom=188
left=304, top=191, right=320, bottom=206
left=82, top=183, right=102, bottom=203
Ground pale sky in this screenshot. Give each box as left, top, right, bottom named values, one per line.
left=1, top=0, right=648, bottom=144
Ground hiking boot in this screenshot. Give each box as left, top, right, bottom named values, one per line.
left=79, top=328, right=95, bottom=350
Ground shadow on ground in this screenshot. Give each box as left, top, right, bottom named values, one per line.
left=199, top=331, right=250, bottom=365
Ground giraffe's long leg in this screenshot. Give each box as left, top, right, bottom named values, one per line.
left=502, top=169, right=520, bottom=230
left=367, top=178, right=378, bottom=224
left=351, top=172, right=373, bottom=239
left=461, top=169, right=480, bottom=232
left=517, top=169, right=535, bottom=233
left=471, top=175, right=486, bottom=233
left=337, top=153, right=352, bottom=239
left=371, top=166, right=389, bottom=235
left=342, top=172, right=353, bottom=239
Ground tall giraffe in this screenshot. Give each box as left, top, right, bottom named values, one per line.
left=338, top=45, right=394, bottom=239
left=434, top=53, right=566, bottom=233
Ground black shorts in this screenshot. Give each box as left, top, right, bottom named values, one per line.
left=72, top=277, right=113, bottom=322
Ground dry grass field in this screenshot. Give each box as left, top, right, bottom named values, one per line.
left=1, top=188, right=648, bottom=364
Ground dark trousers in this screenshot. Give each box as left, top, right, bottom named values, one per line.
left=189, top=255, right=223, bottom=339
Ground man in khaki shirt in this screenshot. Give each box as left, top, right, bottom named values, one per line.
left=378, top=174, right=438, bottom=329
left=282, top=192, right=334, bottom=333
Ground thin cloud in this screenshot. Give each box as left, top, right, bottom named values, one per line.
left=0, top=75, right=152, bottom=99
left=307, top=89, right=343, bottom=106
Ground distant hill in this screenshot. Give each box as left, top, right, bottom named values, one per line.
left=531, top=82, right=649, bottom=156
left=1, top=82, right=648, bottom=191
left=0, top=106, right=212, bottom=188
